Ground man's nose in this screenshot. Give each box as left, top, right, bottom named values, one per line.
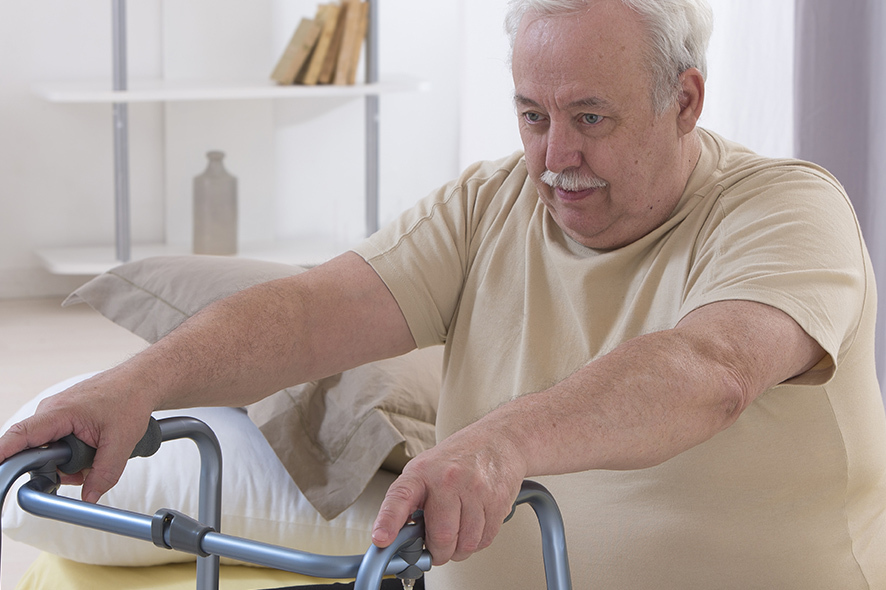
left=544, top=122, right=583, bottom=173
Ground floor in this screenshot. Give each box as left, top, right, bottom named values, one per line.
left=0, top=297, right=148, bottom=589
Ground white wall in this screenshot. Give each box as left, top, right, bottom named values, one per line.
left=0, top=0, right=166, bottom=297
left=458, top=1, right=523, bottom=169
left=701, top=0, right=795, bottom=158
left=0, top=0, right=467, bottom=299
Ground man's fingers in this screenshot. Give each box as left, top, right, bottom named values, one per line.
left=372, top=476, right=426, bottom=547
left=0, top=403, right=141, bottom=506
left=371, top=429, right=525, bottom=565
left=81, top=452, right=126, bottom=504
left=0, top=413, right=76, bottom=464
left=79, top=421, right=153, bottom=504
left=449, top=499, right=487, bottom=562
left=421, top=486, right=463, bottom=565
left=0, top=426, right=34, bottom=465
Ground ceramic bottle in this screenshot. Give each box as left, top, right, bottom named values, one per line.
left=193, top=151, right=238, bottom=255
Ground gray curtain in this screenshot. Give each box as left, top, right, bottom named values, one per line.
left=794, top=0, right=886, bottom=398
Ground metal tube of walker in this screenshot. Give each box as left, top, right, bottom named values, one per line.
left=515, top=480, right=573, bottom=589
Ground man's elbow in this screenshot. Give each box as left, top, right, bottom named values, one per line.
left=715, top=364, right=756, bottom=428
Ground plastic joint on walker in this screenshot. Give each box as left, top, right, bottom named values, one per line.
left=152, top=509, right=215, bottom=557
left=393, top=522, right=425, bottom=582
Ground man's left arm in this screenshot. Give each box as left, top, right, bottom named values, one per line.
left=371, top=299, right=826, bottom=564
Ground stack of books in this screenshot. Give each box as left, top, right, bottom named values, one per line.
left=270, top=0, right=370, bottom=86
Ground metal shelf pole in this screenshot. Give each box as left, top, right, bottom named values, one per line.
left=112, top=0, right=131, bottom=262
left=364, top=0, right=380, bottom=236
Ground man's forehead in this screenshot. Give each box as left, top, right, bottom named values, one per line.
left=514, top=0, right=643, bottom=55
left=512, top=2, right=651, bottom=99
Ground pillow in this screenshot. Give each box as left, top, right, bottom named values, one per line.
left=1, top=372, right=398, bottom=567
left=64, top=255, right=442, bottom=519
left=247, top=347, right=442, bottom=519
left=63, top=255, right=310, bottom=343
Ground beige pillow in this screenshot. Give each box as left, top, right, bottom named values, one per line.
left=247, top=347, right=441, bottom=519
left=65, top=255, right=442, bottom=519
left=64, top=255, right=309, bottom=342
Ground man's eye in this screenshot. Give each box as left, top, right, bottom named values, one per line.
left=582, top=113, right=602, bottom=125
left=523, top=112, right=543, bottom=123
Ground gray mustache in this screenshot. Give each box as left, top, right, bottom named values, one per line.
left=540, top=169, right=608, bottom=191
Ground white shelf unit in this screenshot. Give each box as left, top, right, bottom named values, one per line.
left=36, top=0, right=427, bottom=276
left=35, top=75, right=428, bottom=275
left=34, top=76, right=429, bottom=104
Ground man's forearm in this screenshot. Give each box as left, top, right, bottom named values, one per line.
left=474, top=299, right=825, bottom=476
left=114, top=280, right=315, bottom=412
left=107, top=252, right=416, bottom=413
left=479, top=329, right=745, bottom=477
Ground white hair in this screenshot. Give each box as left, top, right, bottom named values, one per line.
left=504, top=0, right=714, bottom=113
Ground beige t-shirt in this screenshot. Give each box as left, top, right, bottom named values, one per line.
left=353, top=129, right=886, bottom=589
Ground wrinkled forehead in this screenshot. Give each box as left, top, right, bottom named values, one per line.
left=512, top=4, right=652, bottom=91
left=515, top=1, right=647, bottom=44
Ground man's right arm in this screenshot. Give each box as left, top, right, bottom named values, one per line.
left=0, top=251, right=416, bottom=503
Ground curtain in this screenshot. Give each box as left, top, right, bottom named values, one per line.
left=794, top=0, right=886, bottom=397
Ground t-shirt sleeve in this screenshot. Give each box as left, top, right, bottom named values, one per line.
left=679, top=165, right=870, bottom=385
left=353, top=154, right=528, bottom=349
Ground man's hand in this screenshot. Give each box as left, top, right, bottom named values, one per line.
left=371, top=420, right=528, bottom=565
left=0, top=368, right=155, bottom=503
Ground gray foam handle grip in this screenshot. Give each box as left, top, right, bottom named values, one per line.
left=58, top=417, right=162, bottom=475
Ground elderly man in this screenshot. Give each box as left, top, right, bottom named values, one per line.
left=3, top=0, right=885, bottom=587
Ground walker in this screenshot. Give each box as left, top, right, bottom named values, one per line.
left=0, top=416, right=572, bottom=590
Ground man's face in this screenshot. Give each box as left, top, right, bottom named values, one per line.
left=512, top=0, right=690, bottom=250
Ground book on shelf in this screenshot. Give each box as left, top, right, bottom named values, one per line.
left=299, top=3, right=342, bottom=85
left=345, top=1, right=371, bottom=85
left=271, top=0, right=370, bottom=87
left=333, top=0, right=369, bottom=85
left=317, top=2, right=350, bottom=84
left=270, top=17, right=322, bottom=84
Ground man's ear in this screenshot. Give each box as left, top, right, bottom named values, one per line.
left=676, top=67, right=705, bottom=134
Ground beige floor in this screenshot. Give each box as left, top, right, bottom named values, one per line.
left=0, top=296, right=148, bottom=589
